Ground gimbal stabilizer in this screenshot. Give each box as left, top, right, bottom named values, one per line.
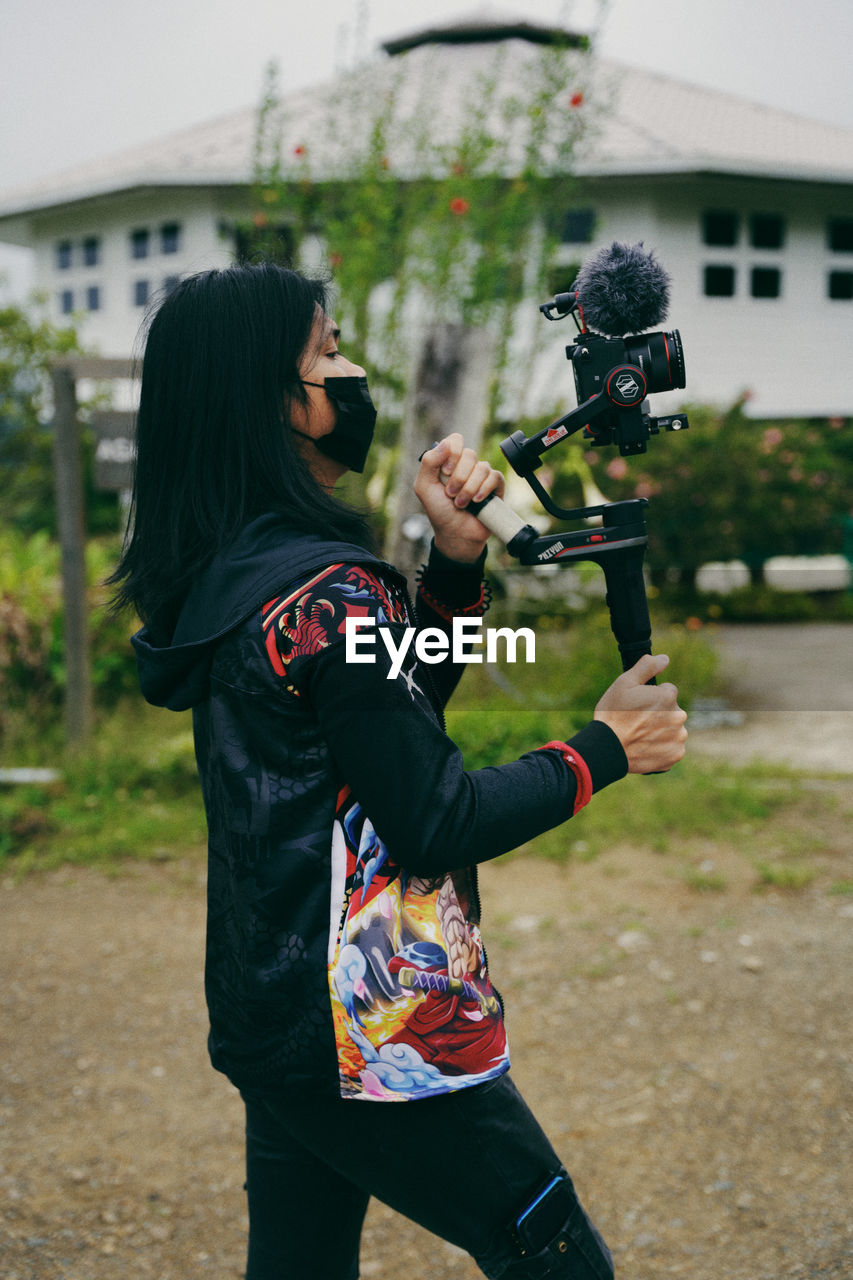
left=461, top=376, right=688, bottom=674
left=439, top=243, right=692, bottom=675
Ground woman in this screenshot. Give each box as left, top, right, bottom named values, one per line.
left=113, top=262, right=686, bottom=1280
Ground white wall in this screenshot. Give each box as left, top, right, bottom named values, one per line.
left=17, top=171, right=853, bottom=418
left=521, top=174, right=853, bottom=422
left=30, top=187, right=234, bottom=357
left=619, top=175, right=853, bottom=418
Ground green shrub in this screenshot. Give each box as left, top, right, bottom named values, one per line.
left=446, top=611, right=720, bottom=768
left=0, top=529, right=136, bottom=740
left=0, top=701, right=205, bottom=871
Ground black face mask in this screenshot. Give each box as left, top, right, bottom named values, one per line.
left=293, top=376, right=377, bottom=474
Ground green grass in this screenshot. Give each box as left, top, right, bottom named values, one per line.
left=754, top=861, right=817, bottom=891
left=0, top=613, right=845, bottom=892
left=0, top=700, right=205, bottom=875
left=511, top=756, right=815, bottom=861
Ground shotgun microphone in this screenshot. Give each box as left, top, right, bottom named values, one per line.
left=571, top=241, right=672, bottom=336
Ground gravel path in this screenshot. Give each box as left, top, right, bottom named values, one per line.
left=1, top=621, right=851, bottom=1279
left=2, top=843, right=851, bottom=1280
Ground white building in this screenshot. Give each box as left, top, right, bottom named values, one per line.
left=1, top=13, right=852, bottom=418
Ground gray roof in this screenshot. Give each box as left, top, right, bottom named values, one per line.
left=2, top=20, right=853, bottom=227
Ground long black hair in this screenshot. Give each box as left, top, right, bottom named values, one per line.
left=109, top=262, right=375, bottom=624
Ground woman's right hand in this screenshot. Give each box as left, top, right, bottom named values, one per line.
left=593, top=653, right=688, bottom=774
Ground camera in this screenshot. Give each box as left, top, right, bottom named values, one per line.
left=566, top=326, right=687, bottom=455
left=535, top=275, right=689, bottom=457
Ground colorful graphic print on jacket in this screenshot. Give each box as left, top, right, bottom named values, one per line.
left=262, top=561, right=509, bottom=1100
left=329, top=785, right=508, bottom=1100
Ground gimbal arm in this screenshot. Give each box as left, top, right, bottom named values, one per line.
left=500, top=391, right=613, bottom=478
left=464, top=488, right=654, bottom=675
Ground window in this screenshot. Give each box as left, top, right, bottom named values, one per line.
left=547, top=264, right=582, bottom=298
left=56, top=240, right=73, bottom=270
left=60, top=289, right=74, bottom=314
left=233, top=221, right=295, bottom=265
left=86, top=285, right=101, bottom=311
left=160, top=222, right=181, bottom=254
left=828, top=270, right=853, bottom=300
left=828, top=218, right=853, bottom=253
left=751, top=266, right=781, bottom=299
left=702, top=210, right=739, bottom=247
left=703, top=264, right=736, bottom=297
left=163, top=275, right=181, bottom=295
left=560, top=208, right=595, bottom=244
left=83, top=236, right=101, bottom=267
left=131, top=228, right=149, bottom=260
left=749, top=213, right=785, bottom=250
left=133, top=279, right=150, bottom=307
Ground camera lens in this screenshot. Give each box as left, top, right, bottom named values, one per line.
left=624, top=329, right=686, bottom=393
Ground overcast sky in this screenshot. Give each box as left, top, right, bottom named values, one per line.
left=2, top=0, right=853, bottom=293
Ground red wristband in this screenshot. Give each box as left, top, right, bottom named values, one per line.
left=537, top=741, right=593, bottom=815
left=416, top=581, right=488, bottom=623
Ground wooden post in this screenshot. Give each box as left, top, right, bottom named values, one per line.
left=386, top=323, right=496, bottom=591
left=50, top=367, right=93, bottom=746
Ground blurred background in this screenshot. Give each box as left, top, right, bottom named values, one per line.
left=1, top=7, right=851, bottom=1277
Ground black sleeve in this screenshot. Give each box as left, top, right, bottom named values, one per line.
left=414, top=540, right=490, bottom=707
left=297, top=638, right=627, bottom=880
left=264, top=560, right=628, bottom=878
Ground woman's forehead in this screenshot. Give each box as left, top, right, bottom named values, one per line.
left=313, top=307, right=339, bottom=341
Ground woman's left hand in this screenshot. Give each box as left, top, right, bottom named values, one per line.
left=414, top=434, right=506, bottom=564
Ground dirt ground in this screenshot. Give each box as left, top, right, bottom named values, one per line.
left=1, top=623, right=852, bottom=1280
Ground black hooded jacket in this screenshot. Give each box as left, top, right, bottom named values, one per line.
left=132, top=514, right=627, bottom=1100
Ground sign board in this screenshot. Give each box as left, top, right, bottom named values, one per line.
left=91, top=410, right=136, bottom=491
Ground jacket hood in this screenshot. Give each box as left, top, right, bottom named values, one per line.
left=131, top=514, right=392, bottom=711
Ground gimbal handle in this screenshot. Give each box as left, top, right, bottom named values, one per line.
left=466, top=491, right=654, bottom=675
left=425, top=445, right=656, bottom=678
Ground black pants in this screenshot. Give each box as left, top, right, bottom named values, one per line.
left=241, top=1072, right=614, bottom=1279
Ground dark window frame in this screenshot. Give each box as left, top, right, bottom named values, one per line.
left=160, top=222, right=181, bottom=255
left=56, top=240, right=73, bottom=270
left=749, top=213, right=785, bottom=250
left=828, top=218, right=853, bottom=253
left=828, top=270, right=853, bottom=300
left=750, top=266, right=782, bottom=299
left=560, top=208, right=596, bottom=245
left=702, top=210, right=739, bottom=247
left=131, top=228, right=150, bottom=260
left=703, top=263, right=737, bottom=297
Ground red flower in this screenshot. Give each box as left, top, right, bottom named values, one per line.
left=329, top=252, right=343, bottom=268
left=293, top=144, right=306, bottom=157
left=252, top=212, right=268, bottom=229
left=449, top=197, right=470, bottom=215
left=569, top=92, right=584, bottom=108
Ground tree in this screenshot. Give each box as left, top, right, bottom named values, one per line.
left=232, top=21, right=602, bottom=572
left=0, top=297, right=116, bottom=535
left=0, top=298, right=78, bottom=533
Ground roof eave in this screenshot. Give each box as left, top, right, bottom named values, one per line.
left=3, top=158, right=852, bottom=236
left=0, top=172, right=250, bottom=224
left=577, top=157, right=853, bottom=184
